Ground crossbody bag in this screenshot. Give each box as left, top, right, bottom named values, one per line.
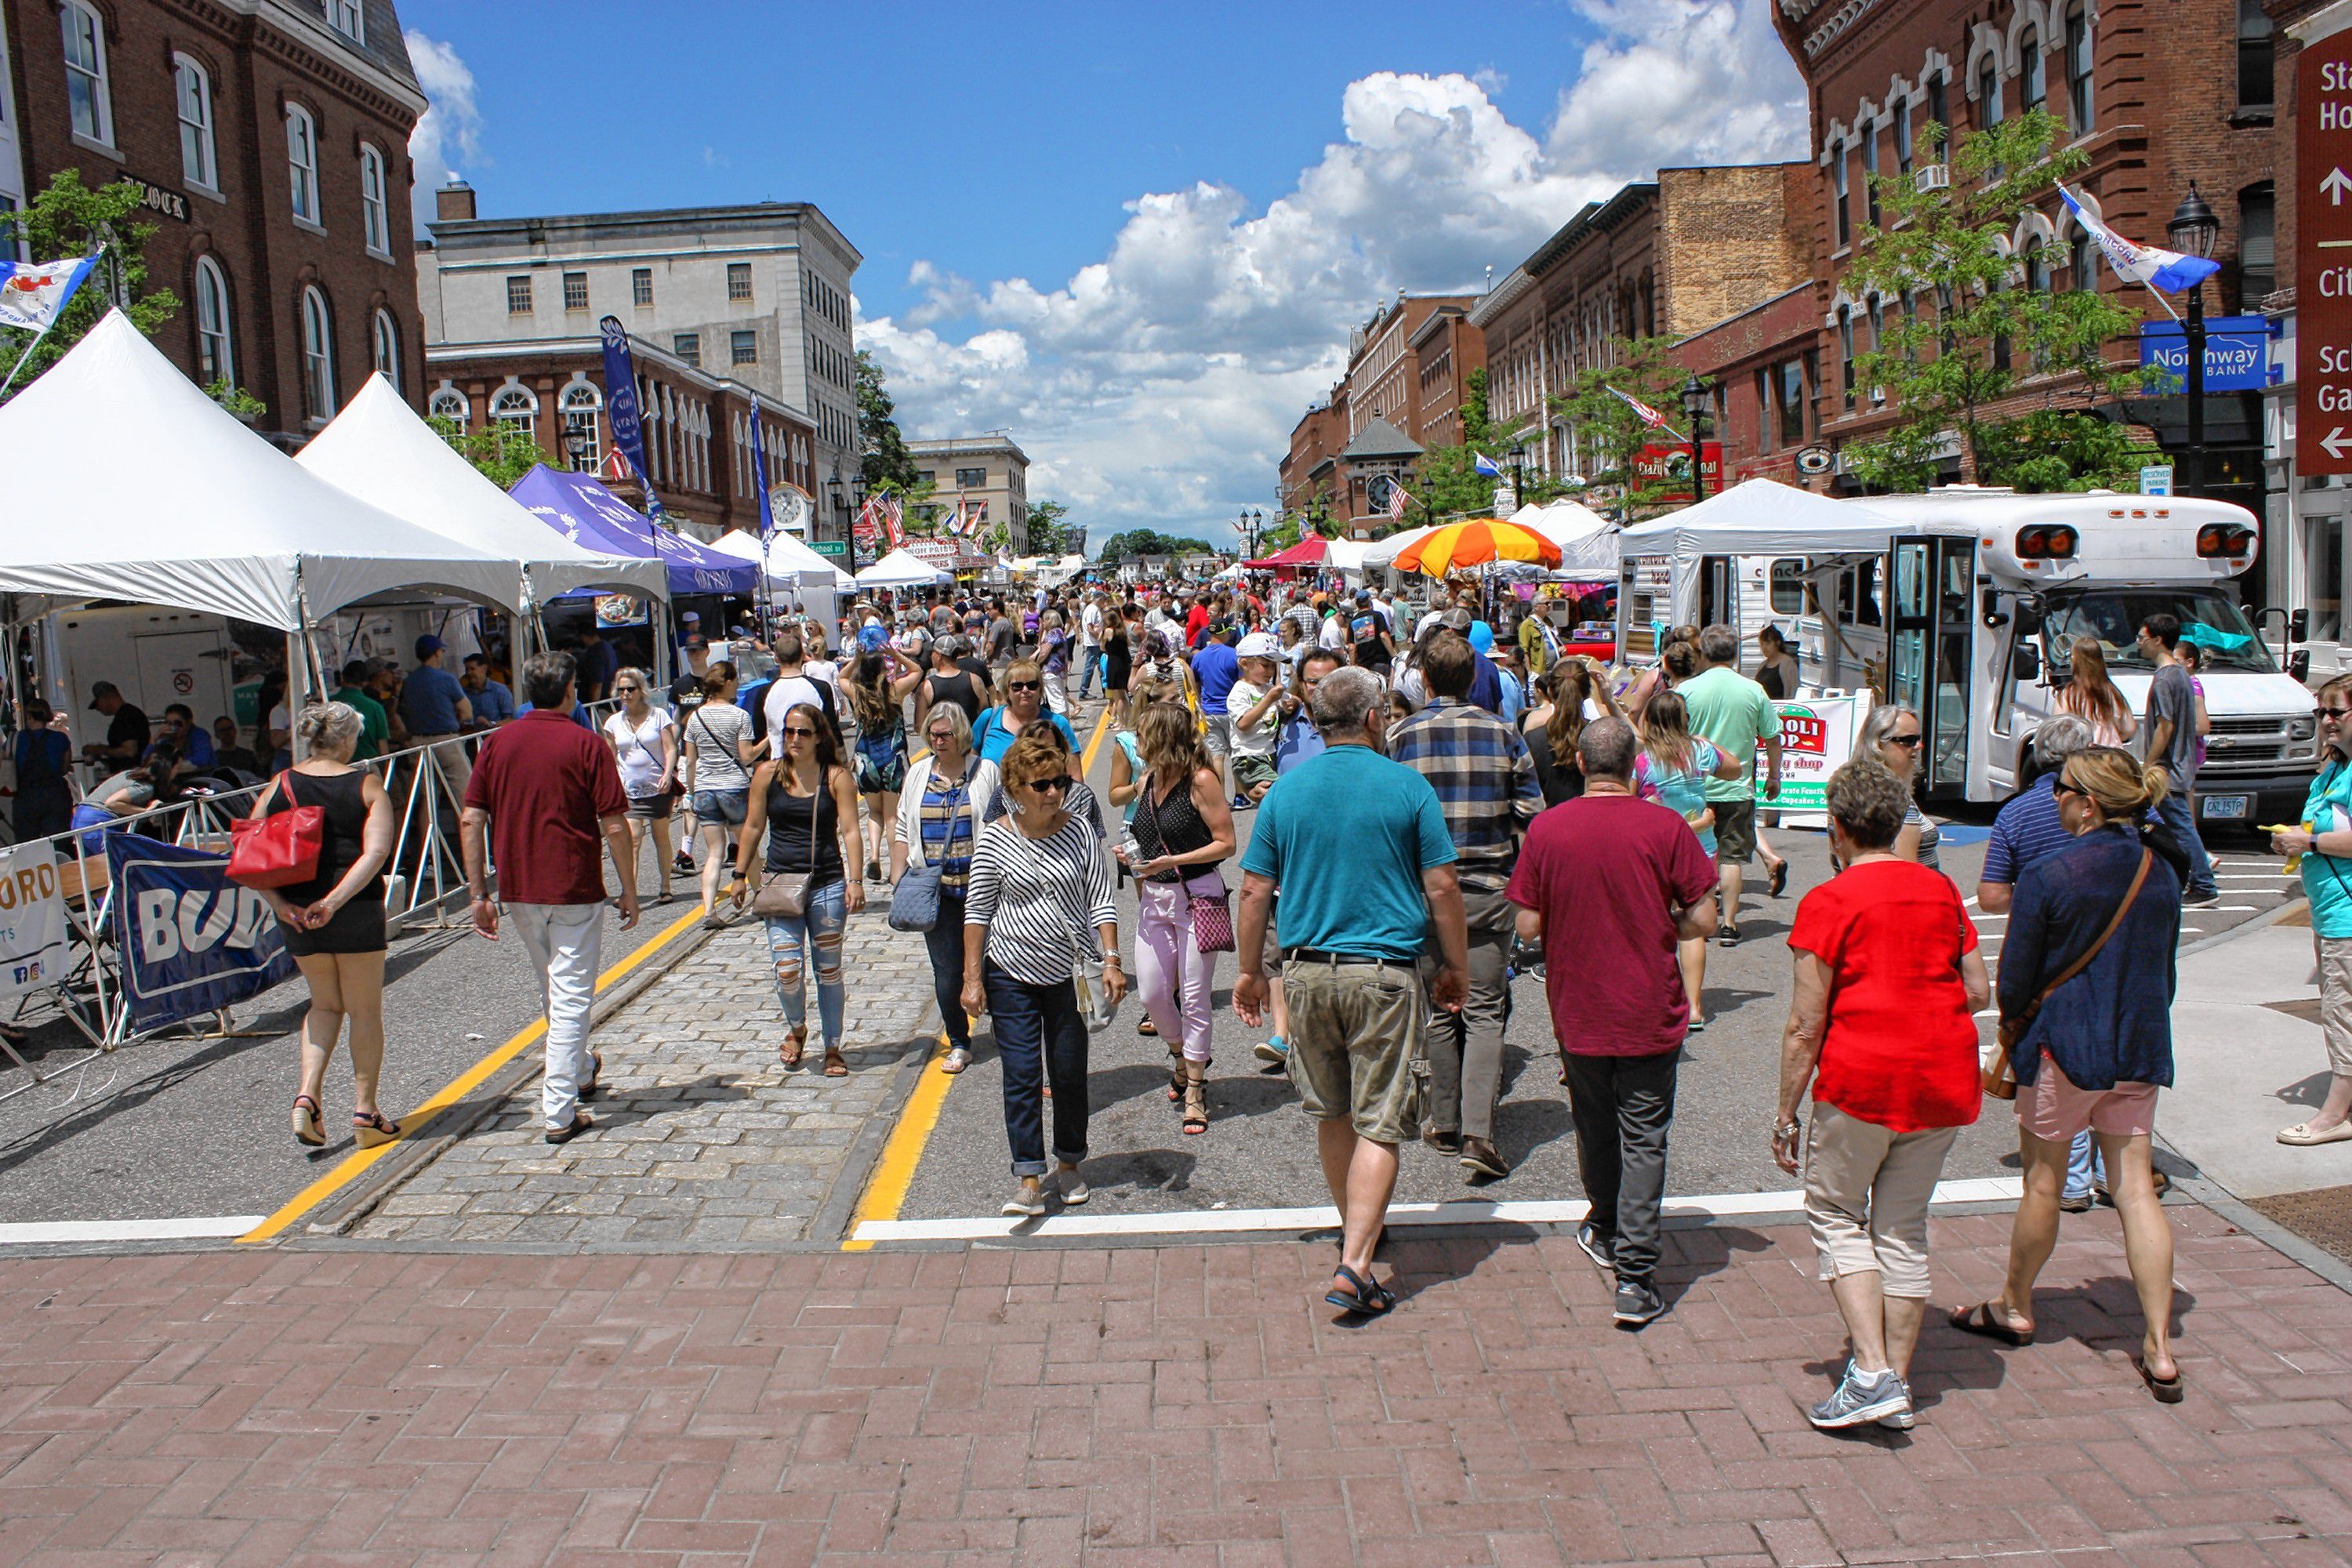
left=752, top=773, right=826, bottom=920
left=1985, top=848, right=2151, bottom=1101
left=1142, top=775, right=1234, bottom=953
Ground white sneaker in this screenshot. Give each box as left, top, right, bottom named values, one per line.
left=1057, top=1167, right=1090, bottom=1206
left=1002, top=1183, right=1047, bottom=1218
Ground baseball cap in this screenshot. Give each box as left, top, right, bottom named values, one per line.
left=416, top=634, right=445, bottom=659
left=1236, top=632, right=1279, bottom=659
left=684, top=634, right=708, bottom=652
left=680, top=610, right=701, bottom=625
left=1468, top=622, right=1495, bottom=655
left=1438, top=608, right=1473, bottom=632
left=86, top=681, right=119, bottom=710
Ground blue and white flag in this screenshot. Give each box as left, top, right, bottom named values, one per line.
left=597, top=315, right=664, bottom=523
left=749, top=396, right=776, bottom=540
left=1472, top=452, right=1503, bottom=477
left=2057, top=184, right=2220, bottom=295
left=0, top=252, right=99, bottom=333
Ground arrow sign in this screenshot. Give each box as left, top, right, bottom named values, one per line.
left=2326, top=428, right=2352, bottom=460
left=2328, top=168, right=2352, bottom=205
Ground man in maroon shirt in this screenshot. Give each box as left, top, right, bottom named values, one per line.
left=461, top=652, right=638, bottom=1144
left=1507, top=717, right=1718, bottom=1329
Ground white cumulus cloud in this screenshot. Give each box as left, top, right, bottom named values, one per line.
left=404, top=31, right=482, bottom=228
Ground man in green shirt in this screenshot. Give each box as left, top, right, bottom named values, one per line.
left=1673, top=625, right=1783, bottom=945
left=332, top=659, right=391, bottom=761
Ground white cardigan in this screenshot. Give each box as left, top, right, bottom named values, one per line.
left=891, top=753, right=1004, bottom=869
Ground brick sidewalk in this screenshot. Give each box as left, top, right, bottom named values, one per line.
left=4, top=1203, right=2350, bottom=1566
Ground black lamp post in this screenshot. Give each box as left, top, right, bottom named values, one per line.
left=564, top=431, right=588, bottom=473
left=1507, top=441, right=1528, bottom=511
left=2167, top=183, right=2221, bottom=499
left=1238, top=507, right=1261, bottom=559
left=826, top=469, right=851, bottom=575
left=1680, top=373, right=1712, bottom=504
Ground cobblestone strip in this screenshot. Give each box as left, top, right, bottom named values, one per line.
left=349, top=906, right=939, bottom=1250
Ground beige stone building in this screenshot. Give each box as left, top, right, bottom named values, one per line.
left=909, top=435, right=1032, bottom=554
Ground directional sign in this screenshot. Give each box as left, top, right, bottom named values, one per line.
left=2301, top=29, right=2352, bottom=476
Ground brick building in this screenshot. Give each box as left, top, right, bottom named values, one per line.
left=424, top=332, right=817, bottom=543
left=2, top=0, right=429, bottom=445
left=1412, top=301, right=1486, bottom=448
left=1672, top=282, right=1828, bottom=488
left=1277, top=392, right=1347, bottom=526
left=1342, top=291, right=1476, bottom=441
left=1277, top=292, right=1484, bottom=537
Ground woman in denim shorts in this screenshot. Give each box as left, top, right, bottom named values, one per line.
left=681, top=662, right=757, bottom=927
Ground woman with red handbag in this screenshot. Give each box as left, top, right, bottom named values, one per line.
left=252, top=702, right=397, bottom=1150
left=1120, top=702, right=1236, bottom=1136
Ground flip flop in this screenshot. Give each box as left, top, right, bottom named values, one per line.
left=2136, top=1356, right=2186, bottom=1403
left=2278, top=1120, right=2352, bottom=1146
left=1948, top=1300, right=2034, bottom=1346
left=1768, top=860, right=1789, bottom=898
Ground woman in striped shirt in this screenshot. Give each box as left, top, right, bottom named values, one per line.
left=964, top=728, right=1126, bottom=1217
left=891, top=703, right=1003, bottom=1076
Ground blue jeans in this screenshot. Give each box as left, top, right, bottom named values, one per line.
left=2065, top=1129, right=2105, bottom=1201
left=1074, top=649, right=1100, bottom=699
left=764, top=879, right=848, bottom=1046
left=984, top=959, right=1089, bottom=1178
left=2150, top=788, right=2216, bottom=898
left=923, top=890, right=971, bottom=1051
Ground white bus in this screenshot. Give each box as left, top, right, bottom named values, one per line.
left=1616, top=485, right=2320, bottom=827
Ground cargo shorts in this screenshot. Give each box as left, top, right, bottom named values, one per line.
left=1283, top=953, right=1427, bottom=1145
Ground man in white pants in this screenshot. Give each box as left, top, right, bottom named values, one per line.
left=462, top=651, right=639, bottom=1143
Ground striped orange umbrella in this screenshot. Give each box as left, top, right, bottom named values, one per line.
left=1392, top=517, right=1562, bottom=575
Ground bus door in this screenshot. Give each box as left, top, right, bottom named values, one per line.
left=1697, top=556, right=1732, bottom=633
left=1889, top=536, right=1976, bottom=793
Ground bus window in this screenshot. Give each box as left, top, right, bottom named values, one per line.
left=1852, top=559, right=1883, bottom=627
left=1769, top=559, right=1806, bottom=615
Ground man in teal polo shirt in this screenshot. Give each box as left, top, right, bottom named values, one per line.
left=1675, top=624, right=1783, bottom=944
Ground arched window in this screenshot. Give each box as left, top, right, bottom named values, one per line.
left=359, top=145, right=390, bottom=256
left=2025, top=239, right=2052, bottom=293
left=1837, top=304, right=1856, bottom=408
left=1976, top=54, right=2003, bottom=128
left=2065, top=2, right=2095, bottom=131
left=428, top=386, right=467, bottom=425
left=174, top=55, right=215, bottom=190
left=193, top=256, right=233, bottom=387
left=491, top=383, right=538, bottom=446
left=561, top=381, right=603, bottom=470
left=60, top=2, right=111, bottom=145
left=299, top=286, right=336, bottom=419
left=286, top=105, right=320, bottom=223
left=371, top=308, right=400, bottom=392
left=2020, top=27, right=2045, bottom=113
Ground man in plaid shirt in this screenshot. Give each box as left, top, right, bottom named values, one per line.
left=1388, top=631, right=1544, bottom=1179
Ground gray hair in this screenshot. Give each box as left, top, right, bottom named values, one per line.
left=1857, top=702, right=1918, bottom=754
left=1577, top=716, right=1638, bottom=780
left=1698, top=623, right=1738, bottom=664
left=1825, top=759, right=1912, bottom=850
left=1309, top=664, right=1385, bottom=734
left=920, top=700, right=973, bottom=752
left=296, top=700, right=363, bottom=753
left=2033, top=714, right=2095, bottom=769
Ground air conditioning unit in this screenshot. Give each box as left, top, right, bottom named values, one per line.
left=1914, top=163, right=1951, bottom=192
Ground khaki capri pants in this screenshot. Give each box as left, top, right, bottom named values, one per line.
left=1802, top=1100, right=1959, bottom=1299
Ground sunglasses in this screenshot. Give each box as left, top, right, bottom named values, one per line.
left=1886, top=733, right=1924, bottom=749
left=782, top=725, right=818, bottom=739
left=1007, top=680, right=1042, bottom=692
left=1022, top=775, right=1070, bottom=793
left=2052, top=779, right=2089, bottom=800
left=2318, top=707, right=2352, bottom=720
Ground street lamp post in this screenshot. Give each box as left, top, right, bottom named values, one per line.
left=1680, top=373, right=1712, bottom=504
left=827, top=469, right=851, bottom=577
left=1507, top=441, right=1528, bottom=512
left=2167, top=183, right=2221, bottom=499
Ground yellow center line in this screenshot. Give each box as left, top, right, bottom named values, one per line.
left=237, top=904, right=706, bottom=1244
left=841, top=703, right=1112, bottom=1250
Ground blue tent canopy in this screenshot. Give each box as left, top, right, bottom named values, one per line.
left=509, top=465, right=758, bottom=597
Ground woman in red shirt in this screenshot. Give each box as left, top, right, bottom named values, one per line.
left=1773, top=760, right=1990, bottom=1433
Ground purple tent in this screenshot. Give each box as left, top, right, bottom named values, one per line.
left=509, top=465, right=757, bottom=597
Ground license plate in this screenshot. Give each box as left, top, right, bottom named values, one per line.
left=2201, top=794, right=2251, bottom=821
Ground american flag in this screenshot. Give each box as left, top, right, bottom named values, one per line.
left=883, top=492, right=905, bottom=549
left=1385, top=477, right=1408, bottom=521
left=853, top=496, right=881, bottom=548
left=1608, top=383, right=1687, bottom=441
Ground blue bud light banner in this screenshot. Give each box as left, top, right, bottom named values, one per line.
left=106, top=834, right=296, bottom=1034
left=597, top=314, right=665, bottom=523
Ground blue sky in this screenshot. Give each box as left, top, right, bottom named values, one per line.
left=401, top=2, right=1806, bottom=545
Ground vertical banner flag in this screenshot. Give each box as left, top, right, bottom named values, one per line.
left=749, top=396, right=776, bottom=539
left=106, top=835, right=296, bottom=1034
left=596, top=315, right=664, bottom=522
left=0, top=844, right=70, bottom=998
left=0, top=252, right=100, bottom=333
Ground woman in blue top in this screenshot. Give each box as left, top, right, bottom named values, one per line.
left=1633, top=690, right=1740, bottom=1031
left=2277, top=673, right=2352, bottom=1145
left=12, top=698, right=72, bottom=843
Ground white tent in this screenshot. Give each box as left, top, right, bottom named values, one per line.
left=706, top=528, right=847, bottom=628
left=0, top=313, right=524, bottom=627
left=1616, top=479, right=1913, bottom=625
left=296, top=373, right=669, bottom=611
left=855, top=547, right=949, bottom=590
left=1523, top=498, right=1620, bottom=575
left=1325, top=539, right=1370, bottom=578
left=1360, top=523, right=1440, bottom=569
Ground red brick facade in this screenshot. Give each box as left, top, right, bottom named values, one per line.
left=1412, top=302, right=1485, bottom=449
left=3, top=0, right=429, bottom=445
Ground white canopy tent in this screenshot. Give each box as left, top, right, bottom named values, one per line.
left=855, top=547, right=950, bottom=590
left=1615, top=479, right=1915, bottom=626
left=1359, top=523, right=1440, bottom=569
left=0, top=312, right=527, bottom=628
left=296, top=372, right=669, bottom=612
left=1325, top=539, right=1370, bottom=579
left=706, top=528, right=848, bottom=628
left=1523, top=498, right=1620, bottom=575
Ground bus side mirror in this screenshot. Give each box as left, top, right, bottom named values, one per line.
left=2013, top=598, right=2044, bottom=636
left=2293, top=608, right=2311, bottom=641
left=2293, top=649, right=2313, bottom=683
left=2012, top=641, right=2042, bottom=684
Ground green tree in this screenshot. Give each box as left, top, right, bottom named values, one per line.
left=0, top=171, right=180, bottom=397
left=1546, top=336, right=1703, bottom=518
left=855, top=349, right=921, bottom=493
left=1024, top=499, right=1076, bottom=557
left=1841, top=107, right=2163, bottom=492
left=429, top=415, right=543, bottom=489
left=1411, top=368, right=1568, bottom=521
left=1096, top=528, right=1214, bottom=562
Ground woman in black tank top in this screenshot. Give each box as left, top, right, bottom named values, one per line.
left=257, top=702, right=398, bottom=1152
left=1121, top=705, right=1237, bottom=1134
left=735, top=702, right=866, bottom=1075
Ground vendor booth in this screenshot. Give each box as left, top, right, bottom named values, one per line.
left=704, top=529, right=850, bottom=635
left=855, top=548, right=951, bottom=591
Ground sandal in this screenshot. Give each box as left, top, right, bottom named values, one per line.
left=779, top=1028, right=806, bottom=1071
left=1137, top=1016, right=1158, bottom=1037
left=1323, top=1264, right=1396, bottom=1316
left=1948, top=1300, right=2034, bottom=1346
left=822, top=1046, right=848, bottom=1077
left=1768, top=859, right=1789, bottom=898
left=1181, top=1074, right=1207, bottom=1135
left=291, top=1094, right=325, bottom=1148
left=351, top=1109, right=401, bottom=1149
left=1167, top=1047, right=1184, bottom=1103
left=940, top=1046, right=971, bottom=1074
left=2136, top=1356, right=2186, bottom=1404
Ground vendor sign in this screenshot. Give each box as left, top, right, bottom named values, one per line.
left=0, top=845, right=70, bottom=998
left=594, top=593, right=648, bottom=628
left=1761, top=694, right=1864, bottom=820
left=107, top=835, right=294, bottom=1033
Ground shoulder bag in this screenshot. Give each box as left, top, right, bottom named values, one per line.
left=227, top=771, right=325, bottom=890
left=1985, top=848, right=2151, bottom=1100
left=752, top=771, right=822, bottom=919
left=888, top=761, right=964, bottom=933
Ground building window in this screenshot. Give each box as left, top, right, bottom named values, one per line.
left=632, top=267, right=652, bottom=307
left=2241, top=182, right=2276, bottom=301
left=2240, top=0, right=2274, bottom=110
left=372, top=308, right=400, bottom=392
left=492, top=384, right=537, bottom=446
left=1976, top=55, right=2003, bottom=129
left=60, top=2, right=111, bottom=145
left=956, top=466, right=986, bottom=488
left=2024, top=239, right=2052, bottom=294
left=2020, top=27, right=2045, bottom=113
left=2070, top=223, right=2099, bottom=292
left=330, top=0, right=364, bottom=44
left=174, top=56, right=216, bottom=190
left=429, top=386, right=467, bottom=425
left=1777, top=358, right=1807, bottom=448
left=673, top=331, right=700, bottom=367
left=194, top=256, right=232, bottom=387
left=1834, top=146, right=1850, bottom=247
left=286, top=105, right=320, bottom=223
left=1894, top=96, right=1913, bottom=175
left=731, top=329, right=757, bottom=365
left=2065, top=2, right=2095, bottom=132
left=728, top=262, right=752, bottom=301
left=1862, top=127, right=1880, bottom=227
left=299, top=286, right=336, bottom=421
left=563, top=270, right=588, bottom=311
left=1838, top=306, right=1856, bottom=409
left=1770, top=560, right=1807, bottom=615
left=1926, top=73, right=1947, bottom=143
left=360, top=144, right=390, bottom=255
left=561, top=383, right=602, bottom=469
left=506, top=274, right=532, bottom=314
